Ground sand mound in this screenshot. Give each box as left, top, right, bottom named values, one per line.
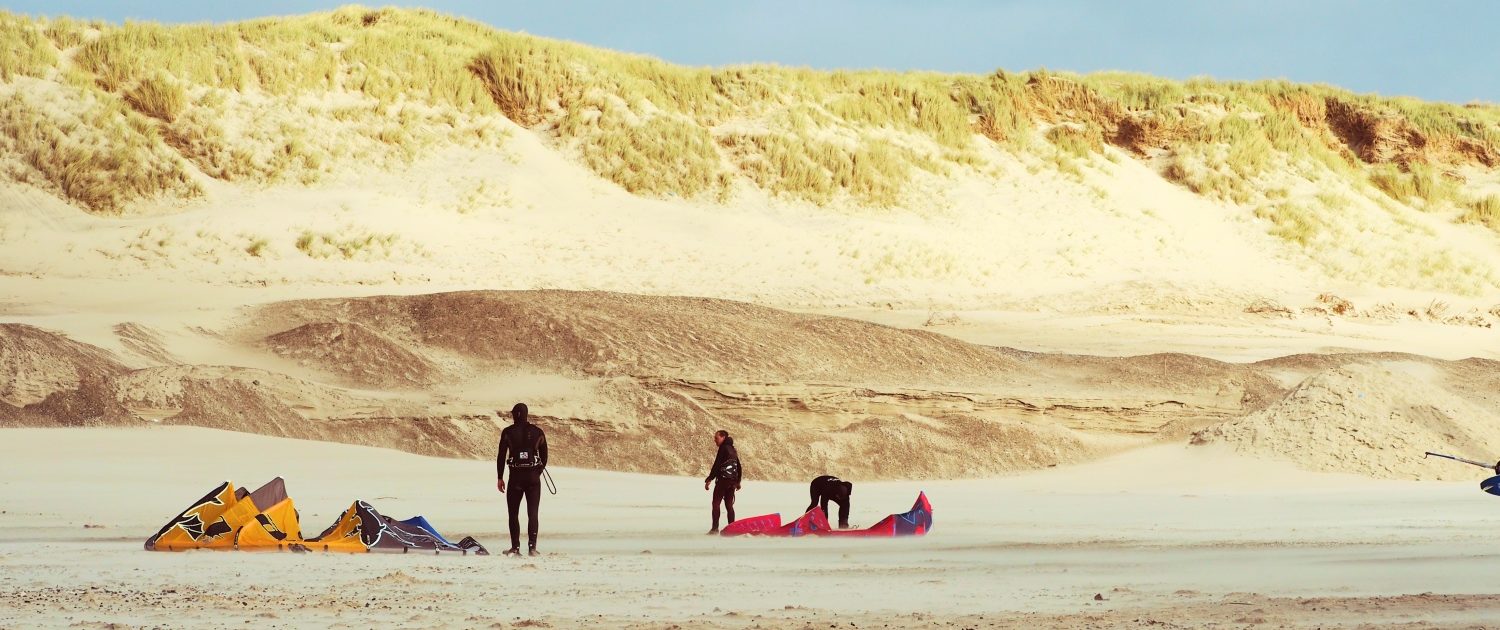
left=0, top=324, right=127, bottom=407
left=0, top=324, right=133, bottom=426
left=113, top=365, right=370, bottom=416
left=1021, top=350, right=1285, bottom=411
left=263, top=322, right=442, bottom=389
left=247, top=291, right=1025, bottom=388
left=229, top=291, right=1286, bottom=477
left=110, top=365, right=483, bottom=457
left=12, top=289, right=1500, bottom=480
left=248, top=291, right=1283, bottom=400
left=1193, top=362, right=1500, bottom=480
left=497, top=373, right=1132, bottom=480
left=820, top=413, right=1121, bottom=478
left=5, top=374, right=138, bottom=427
left=112, top=323, right=175, bottom=366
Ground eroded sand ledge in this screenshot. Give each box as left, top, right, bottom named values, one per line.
left=5, top=289, right=1500, bottom=481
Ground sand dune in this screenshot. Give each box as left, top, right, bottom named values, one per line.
left=0, top=323, right=127, bottom=407
left=263, top=321, right=444, bottom=388
left=1196, top=360, right=1500, bottom=479
left=5, top=291, right=1500, bottom=482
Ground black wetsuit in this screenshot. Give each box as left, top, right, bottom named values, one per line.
left=705, top=437, right=741, bottom=530
left=807, top=475, right=853, bottom=528
left=497, top=421, right=548, bottom=550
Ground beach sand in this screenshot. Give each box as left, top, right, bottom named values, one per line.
left=2, top=427, right=1497, bottom=628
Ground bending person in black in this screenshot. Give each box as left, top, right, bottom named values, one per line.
left=807, top=475, right=854, bottom=528
left=703, top=429, right=742, bottom=534
left=496, top=402, right=548, bottom=556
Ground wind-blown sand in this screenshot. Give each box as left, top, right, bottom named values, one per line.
left=1, top=427, right=1498, bottom=628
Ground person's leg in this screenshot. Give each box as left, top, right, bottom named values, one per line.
left=525, top=473, right=541, bottom=550
left=506, top=478, right=523, bottom=550
left=807, top=483, right=819, bottom=513
left=820, top=497, right=830, bottom=518
left=710, top=482, right=722, bottom=531
left=711, top=481, right=731, bottom=531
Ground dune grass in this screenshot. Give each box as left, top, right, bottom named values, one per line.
left=122, top=73, right=186, bottom=122
left=1255, top=200, right=1323, bottom=246
left=76, top=22, right=248, bottom=93
left=1368, top=162, right=1457, bottom=207
left=1253, top=190, right=1497, bottom=294
left=296, top=228, right=401, bottom=260
left=1045, top=123, right=1103, bottom=158
left=13, top=7, right=517, bottom=209
left=1, top=5, right=1498, bottom=219
left=469, top=36, right=978, bottom=205
left=1461, top=194, right=1500, bottom=231
left=41, top=15, right=92, bottom=50
left=0, top=85, right=200, bottom=212
left=0, top=12, right=58, bottom=81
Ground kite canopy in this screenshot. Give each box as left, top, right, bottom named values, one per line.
left=144, top=479, right=487, bottom=554
left=719, top=512, right=782, bottom=536
left=398, top=516, right=455, bottom=546
left=721, top=492, right=933, bottom=538
left=144, top=479, right=301, bottom=552
left=306, top=500, right=488, bottom=554
left=828, top=491, right=932, bottom=537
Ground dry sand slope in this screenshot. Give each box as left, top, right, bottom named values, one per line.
left=3, top=289, right=1500, bottom=480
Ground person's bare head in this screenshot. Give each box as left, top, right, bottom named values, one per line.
left=714, top=429, right=728, bottom=446
left=510, top=402, right=528, bottom=424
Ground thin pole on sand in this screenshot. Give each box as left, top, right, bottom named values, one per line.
left=1424, top=451, right=1495, bottom=469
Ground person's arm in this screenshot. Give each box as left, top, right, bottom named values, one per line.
left=538, top=431, right=548, bottom=469
left=705, top=444, right=725, bottom=489
left=496, top=428, right=510, bottom=490
left=705, top=444, right=725, bottom=483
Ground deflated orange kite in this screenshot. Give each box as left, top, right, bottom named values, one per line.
left=144, top=478, right=487, bottom=554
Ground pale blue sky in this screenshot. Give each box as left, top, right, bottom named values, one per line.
left=6, top=1, right=1496, bottom=104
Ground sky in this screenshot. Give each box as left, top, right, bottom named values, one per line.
left=6, top=1, right=1497, bottom=104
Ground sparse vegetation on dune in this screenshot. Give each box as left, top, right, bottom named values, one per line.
left=2, top=5, right=1500, bottom=267
left=1462, top=194, right=1500, bottom=231
left=295, top=228, right=408, bottom=261
left=122, top=73, right=186, bottom=122
left=1368, top=162, right=1456, bottom=207
left=1, top=7, right=510, bottom=212
left=0, top=81, right=201, bottom=212
left=0, top=13, right=58, bottom=81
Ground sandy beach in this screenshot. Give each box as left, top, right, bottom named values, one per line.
left=2, top=427, right=1499, bottom=628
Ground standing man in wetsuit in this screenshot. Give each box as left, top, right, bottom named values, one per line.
left=497, top=402, right=547, bottom=556
left=703, top=429, right=741, bottom=534
left=807, top=475, right=854, bottom=529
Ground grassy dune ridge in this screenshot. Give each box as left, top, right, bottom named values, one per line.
left=1, top=7, right=1499, bottom=252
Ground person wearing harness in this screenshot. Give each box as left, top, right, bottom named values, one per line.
left=806, top=475, right=854, bottom=529
left=496, top=402, right=548, bottom=556
left=703, top=429, right=741, bottom=534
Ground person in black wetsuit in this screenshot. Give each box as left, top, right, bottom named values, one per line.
left=807, top=475, right=854, bottom=529
left=496, top=402, right=547, bottom=556
left=703, top=429, right=742, bottom=534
